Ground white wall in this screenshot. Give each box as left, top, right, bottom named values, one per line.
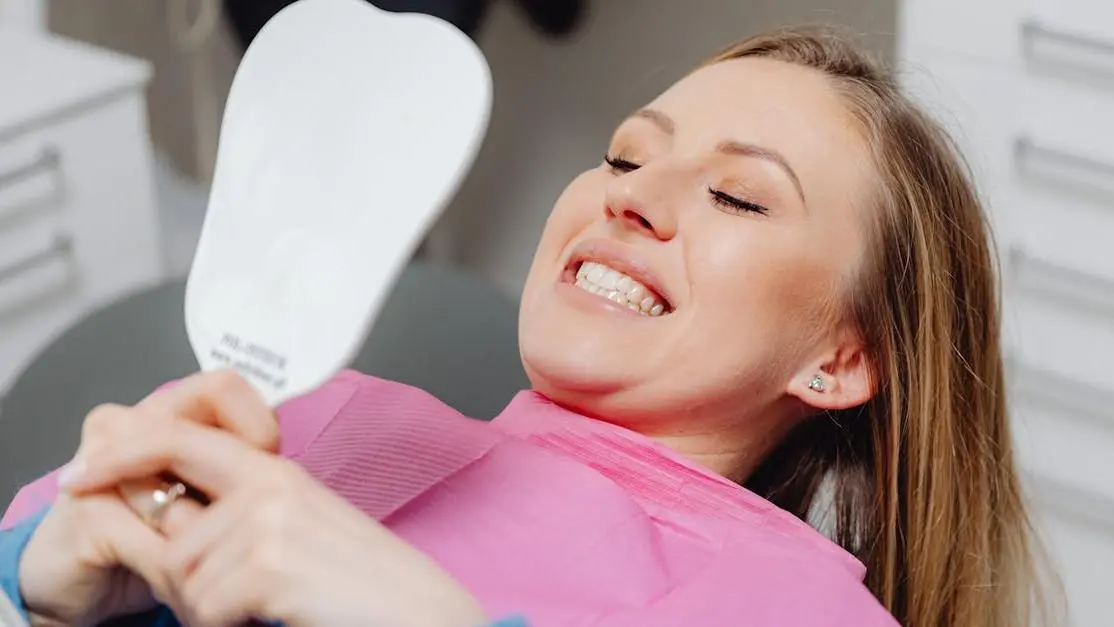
left=429, top=0, right=896, bottom=297
left=0, top=0, right=44, bottom=30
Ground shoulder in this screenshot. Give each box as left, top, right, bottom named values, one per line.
left=659, top=541, right=897, bottom=627
left=573, top=538, right=897, bottom=627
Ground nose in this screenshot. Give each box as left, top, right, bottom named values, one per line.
left=603, top=172, right=678, bottom=241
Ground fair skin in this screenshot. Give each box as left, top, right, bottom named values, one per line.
left=520, top=56, right=875, bottom=479
left=20, top=373, right=487, bottom=627
left=18, top=57, right=876, bottom=625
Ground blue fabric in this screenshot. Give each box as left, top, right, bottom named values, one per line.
left=0, top=508, right=50, bottom=625
left=487, top=616, right=529, bottom=627
left=2, top=510, right=525, bottom=627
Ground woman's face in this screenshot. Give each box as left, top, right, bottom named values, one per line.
left=519, top=57, right=875, bottom=433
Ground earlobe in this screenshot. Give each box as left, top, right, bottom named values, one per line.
left=788, top=346, right=875, bottom=411
left=806, top=374, right=826, bottom=393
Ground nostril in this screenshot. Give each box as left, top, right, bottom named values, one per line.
left=622, top=209, right=653, bottom=231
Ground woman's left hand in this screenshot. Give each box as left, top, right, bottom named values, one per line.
left=60, top=383, right=487, bottom=627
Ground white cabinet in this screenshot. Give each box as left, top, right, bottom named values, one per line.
left=899, top=1, right=1114, bottom=625
left=901, top=0, right=1114, bottom=69
left=0, top=0, right=45, bottom=32
left=0, top=32, right=164, bottom=395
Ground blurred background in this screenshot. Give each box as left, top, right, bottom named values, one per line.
left=0, top=0, right=1111, bottom=624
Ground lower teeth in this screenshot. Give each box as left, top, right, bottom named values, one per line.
left=574, top=280, right=664, bottom=316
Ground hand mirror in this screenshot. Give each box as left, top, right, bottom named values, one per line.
left=185, top=0, right=492, bottom=406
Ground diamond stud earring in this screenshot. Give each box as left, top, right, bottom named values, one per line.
left=808, top=374, right=826, bottom=393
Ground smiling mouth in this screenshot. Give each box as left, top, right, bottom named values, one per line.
left=568, top=261, right=673, bottom=316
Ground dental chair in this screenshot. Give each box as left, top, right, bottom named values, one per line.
left=0, top=260, right=528, bottom=504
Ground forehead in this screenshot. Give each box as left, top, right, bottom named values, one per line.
left=649, top=57, right=853, bottom=144
left=644, top=57, right=872, bottom=208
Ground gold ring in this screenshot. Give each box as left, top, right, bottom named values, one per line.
left=146, top=481, right=187, bottom=526
left=118, top=478, right=188, bottom=528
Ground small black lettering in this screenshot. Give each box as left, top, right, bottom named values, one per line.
left=216, top=331, right=289, bottom=372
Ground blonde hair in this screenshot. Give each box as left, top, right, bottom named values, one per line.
left=705, top=27, right=1057, bottom=627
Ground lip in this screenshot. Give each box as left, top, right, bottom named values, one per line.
left=562, top=238, right=674, bottom=309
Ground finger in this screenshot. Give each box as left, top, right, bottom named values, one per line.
left=80, top=492, right=178, bottom=603
left=93, top=493, right=198, bottom=621
left=159, top=491, right=207, bottom=538
left=164, top=496, right=248, bottom=579
left=116, top=474, right=207, bottom=536
left=63, top=410, right=275, bottom=498
left=138, top=370, right=280, bottom=453
left=177, top=522, right=255, bottom=623
left=181, top=537, right=268, bottom=627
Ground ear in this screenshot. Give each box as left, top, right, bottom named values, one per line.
left=786, top=331, right=875, bottom=411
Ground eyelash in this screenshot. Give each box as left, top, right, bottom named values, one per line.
left=603, top=154, right=769, bottom=216
left=604, top=154, right=640, bottom=173
left=707, top=187, right=769, bottom=216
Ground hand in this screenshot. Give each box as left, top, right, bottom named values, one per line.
left=18, top=371, right=279, bottom=627
left=59, top=377, right=487, bottom=627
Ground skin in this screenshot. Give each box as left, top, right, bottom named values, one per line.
left=520, top=57, right=876, bottom=480
left=20, top=373, right=486, bottom=627
left=18, top=57, right=877, bottom=625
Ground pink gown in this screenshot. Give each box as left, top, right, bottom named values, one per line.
left=2, top=371, right=897, bottom=626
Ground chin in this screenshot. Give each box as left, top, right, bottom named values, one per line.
left=519, top=331, right=631, bottom=396
left=516, top=253, right=686, bottom=420
left=518, top=327, right=680, bottom=427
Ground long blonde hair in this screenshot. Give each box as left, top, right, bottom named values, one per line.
left=706, top=28, right=1055, bottom=627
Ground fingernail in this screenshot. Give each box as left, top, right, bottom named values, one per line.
left=57, top=459, right=86, bottom=487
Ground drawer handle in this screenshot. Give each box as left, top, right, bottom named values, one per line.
left=0, top=147, right=60, bottom=190
left=1024, top=472, right=1114, bottom=530
left=1020, top=19, right=1114, bottom=60
left=1008, top=358, right=1114, bottom=429
left=1009, top=246, right=1114, bottom=318
left=1013, top=136, right=1114, bottom=183
left=0, top=233, right=73, bottom=285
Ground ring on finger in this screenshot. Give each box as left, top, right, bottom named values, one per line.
left=118, top=477, right=189, bottom=529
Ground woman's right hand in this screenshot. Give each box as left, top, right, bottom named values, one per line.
left=16, top=371, right=279, bottom=627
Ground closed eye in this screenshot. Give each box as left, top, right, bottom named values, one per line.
left=606, top=154, right=768, bottom=215
left=708, top=188, right=769, bottom=215
left=604, top=154, right=641, bottom=173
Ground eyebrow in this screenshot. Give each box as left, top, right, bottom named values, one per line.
left=629, top=108, right=806, bottom=205
left=633, top=108, right=676, bottom=134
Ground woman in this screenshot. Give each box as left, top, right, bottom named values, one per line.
left=0, top=27, right=1047, bottom=627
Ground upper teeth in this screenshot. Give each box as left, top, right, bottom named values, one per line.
left=575, top=261, right=667, bottom=316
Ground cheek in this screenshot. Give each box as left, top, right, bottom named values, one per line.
left=544, top=170, right=606, bottom=240
left=523, top=171, right=605, bottom=292
left=686, top=226, right=839, bottom=349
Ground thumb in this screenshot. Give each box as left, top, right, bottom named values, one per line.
left=87, top=494, right=177, bottom=602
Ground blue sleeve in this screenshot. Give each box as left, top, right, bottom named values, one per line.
left=487, top=616, right=528, bottom=627
left=0, top=508, right=50, bottom=625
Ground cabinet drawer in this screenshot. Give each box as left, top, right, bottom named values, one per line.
left=1011, top=360, right=1114, bottom=627
left=0, top=92, right=162, bottom=392
left=0, top=139, right=63, bottom=226
left=0, top=131, right=76, bottom=318
left=1011, top=360, right=1114, bottom=506
left=1001, top=248, right=1114, bottom=394
left=900, top=0, right=1114, bottom=72
left=1028, top=496, right=1114, bottom=627
left=0, top=260, right=84, bottom=393
left=903, top=58, right=1114, bottom=284
left=0, top=230, right=76, bottom=315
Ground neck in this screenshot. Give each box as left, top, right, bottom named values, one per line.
left=642, top=418, right=791, bottom=484
left=524, top=388, right=797, bottom=484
